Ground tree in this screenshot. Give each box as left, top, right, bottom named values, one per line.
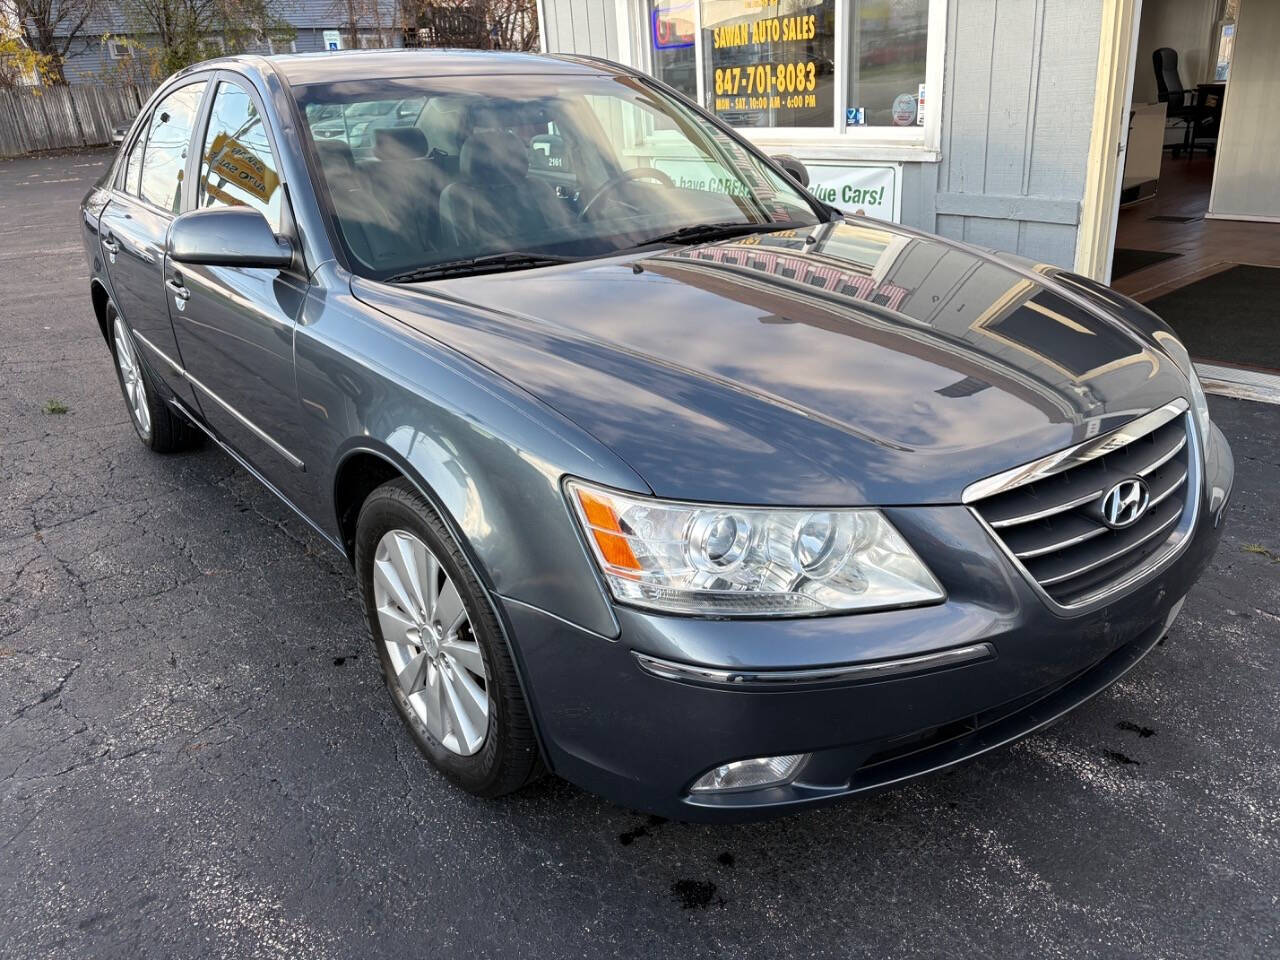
left=485, top=0, right=536, bottom=51
left=400, top=0, right=538, bottom=52
left=327, top=0, right=392, bottom=51
left=10, top=0, right=102, bottom=83
left=95, top=30, right=160, bottom=84
left=0, top=35, right=59, bottom=87
left=121, top=0, right=294, bottom=76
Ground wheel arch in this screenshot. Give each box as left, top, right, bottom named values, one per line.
left=332, top=440, right=556, bottom=771
left=332, top=445, right=408, bottom=564
left=331, top=440, right=510, bottom=604
left=90, top=279, right=112, bottom=347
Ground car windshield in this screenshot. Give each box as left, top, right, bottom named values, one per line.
left=295, top=72, right=825, bottom=281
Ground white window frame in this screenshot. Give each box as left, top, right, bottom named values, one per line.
left=630, top=0, right=945, bottom=162
left=266, top=36, right=297, bottom=54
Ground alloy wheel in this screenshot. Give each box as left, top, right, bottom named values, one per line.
left=112, top=315, right=151, bottom=438
left=373, top=529, right=490, bottom=756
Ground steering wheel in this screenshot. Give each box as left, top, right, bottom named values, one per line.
left=578, top=167, right=675, bottom=221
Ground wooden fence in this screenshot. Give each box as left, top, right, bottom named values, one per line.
left=0, top=84, right=152, bottom=158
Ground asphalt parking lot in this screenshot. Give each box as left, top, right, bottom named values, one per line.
left=2, top=149, right=1278, bottom=960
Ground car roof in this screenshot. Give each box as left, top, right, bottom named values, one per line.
left=253, top=49, right=623, bottom=87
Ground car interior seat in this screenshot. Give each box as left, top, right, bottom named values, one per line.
left=438, top=130, right=574, bottom=252
left=368, top=127, right=448, bottom=253
left=314, top=139, right=414, bottom=271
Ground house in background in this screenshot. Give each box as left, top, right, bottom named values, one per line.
left=52, top=0, right=403, bottom=83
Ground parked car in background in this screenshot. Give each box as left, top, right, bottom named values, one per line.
left=80, top=50, right=1233, bottom=821
left=308, top=96, right=427, bottom=159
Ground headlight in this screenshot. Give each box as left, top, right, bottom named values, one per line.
left=1155, top=332, right=1211, bottom=439
left=566, top=480, right=944, bottom=616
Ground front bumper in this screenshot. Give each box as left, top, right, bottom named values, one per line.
left=503, top=423, right=1233, bottom=822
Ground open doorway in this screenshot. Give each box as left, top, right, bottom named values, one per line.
left=1112, top=0, right=1234, bottom=291
left=1106, top=0, right=1280, bottom=383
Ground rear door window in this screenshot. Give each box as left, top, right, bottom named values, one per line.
left=139, top=81, right=207, bottom=212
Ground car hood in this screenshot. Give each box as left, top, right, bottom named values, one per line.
left=352, top=219, right=1188, bottom=506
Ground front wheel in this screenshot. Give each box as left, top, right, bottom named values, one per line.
left=355, top=479, right=542, bottom=797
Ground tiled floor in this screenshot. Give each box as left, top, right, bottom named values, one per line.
left=1110, top=153, right=1280, bottom=302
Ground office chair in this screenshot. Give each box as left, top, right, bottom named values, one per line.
left=1152, top=47, right=1197, bottom=157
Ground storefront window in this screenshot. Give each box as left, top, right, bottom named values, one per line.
left=702, top=0, right=836, bottom=128
left=639, top=0, right=936, bottom=139
left=648, top=0, right=698, bottom=99
left=847, top=0, right=928, bottom=127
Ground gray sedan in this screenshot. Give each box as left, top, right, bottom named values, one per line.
left=80, top=50, right=1233, bottom=821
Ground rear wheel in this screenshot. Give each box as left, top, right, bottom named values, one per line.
left=110, top=311, right=198, bottom=453
left=355, top=479, right=541, bottom=797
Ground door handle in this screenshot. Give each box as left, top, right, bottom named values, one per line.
left=101, top=236, right=119, bottom=254
left=166, top=277, right=191, bottom=310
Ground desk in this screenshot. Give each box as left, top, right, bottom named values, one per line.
left=1189, top=82, right=1226, bottom=156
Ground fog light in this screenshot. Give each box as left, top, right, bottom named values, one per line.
left=689, top=754, right=806, bottom=794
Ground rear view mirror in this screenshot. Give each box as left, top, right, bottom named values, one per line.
left=771, top=154, right=809, bottom=188
left=169, top=206, right=293, bottom=270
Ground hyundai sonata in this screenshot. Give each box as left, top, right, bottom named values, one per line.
left=80, top=50, right=1233, bottom=820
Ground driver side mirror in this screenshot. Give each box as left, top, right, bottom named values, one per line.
left=771, top=154, right=809, bottom=188
left=169, top=206, right=293, bottom=270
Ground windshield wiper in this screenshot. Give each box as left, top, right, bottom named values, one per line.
left=630, top=221, right=781, bottom=249
left=385, top=252, right=579, bottom=284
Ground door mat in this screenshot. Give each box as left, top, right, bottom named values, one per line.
left=1143, top=265, right=1280, bottom=371
left=1112, top=248, right=1181, bottom=280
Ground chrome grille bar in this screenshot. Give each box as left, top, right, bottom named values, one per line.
left=1137, top=432, right=1187, bottom=477
left=968, top=403, right=1197, bottom=611
left=1014, top=523, right=1108, bottom=560
left=1034, top=501, right=1183, bottom=587
left=963, top=400, right=1189, bottom=504
left=989, top=490, right=1104, bottom=529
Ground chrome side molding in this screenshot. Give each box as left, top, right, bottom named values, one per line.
left=130, top=328, right=305, bottom=471
left=962, top=399, right=1190, bottom=504
left=633, top=642, right=995, bottom=688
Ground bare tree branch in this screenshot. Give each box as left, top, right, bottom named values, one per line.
left=11, top=0, right=102, bottom=81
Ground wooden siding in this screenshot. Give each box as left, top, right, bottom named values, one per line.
left=915, top=0, right=1102, bottom=267
left=541, top=0, right=618, bottom=61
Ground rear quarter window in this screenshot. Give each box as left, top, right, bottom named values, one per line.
left=123, top=130, right=145, bottom=195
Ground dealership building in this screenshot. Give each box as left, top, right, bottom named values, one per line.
left=534, top=0, right=1278, bottom=295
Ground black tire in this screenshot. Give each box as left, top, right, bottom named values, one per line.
left=108, top=307, right=200, bottom=453
left=355, top=478, right=542, bottom=798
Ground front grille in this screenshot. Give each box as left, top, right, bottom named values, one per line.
left=971, top=411, right=1192, bottom=607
